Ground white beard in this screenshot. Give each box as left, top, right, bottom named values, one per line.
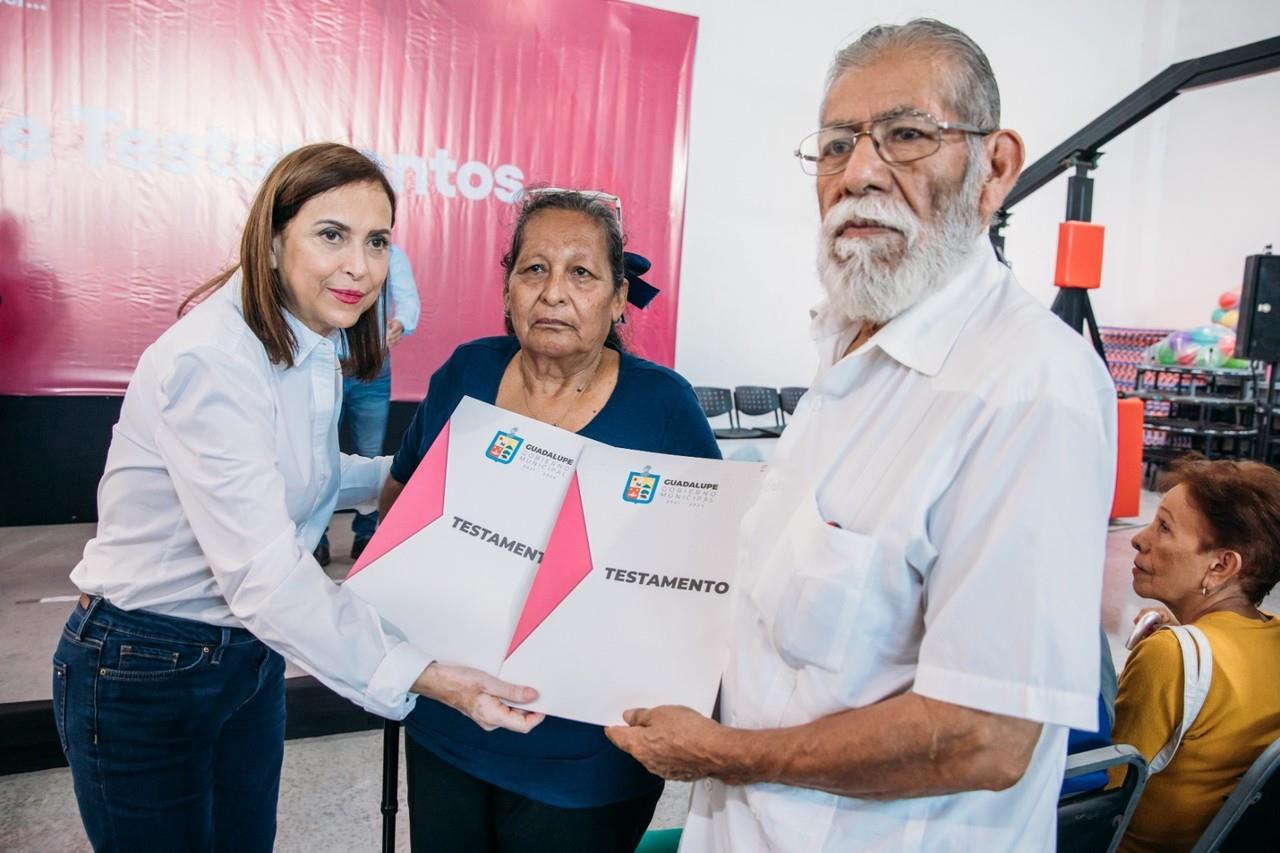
left=816, top=160, right=986, bottom=326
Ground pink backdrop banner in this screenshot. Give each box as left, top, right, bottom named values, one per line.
left=0, top=0, right=697, bottom=399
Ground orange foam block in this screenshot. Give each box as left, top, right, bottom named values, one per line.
left=1111, top=397, right=1143, bottom=519
left=1054, top=221, right=1105, bottom=289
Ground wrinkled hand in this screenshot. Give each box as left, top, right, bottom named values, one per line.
left=1135, top=605, right=1177, bottom=627
left=387, top=318, right=405, bottom=347
left=412, top=663, right=544, bottom=733
left=605, top=705, right=737, bottom=783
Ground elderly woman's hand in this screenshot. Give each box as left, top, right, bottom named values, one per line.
left=1125, top=605, right=1177, bottom=649
left=411, top=663, right=545, bottom=733
left=1134, top=605, right=1177, bottom=628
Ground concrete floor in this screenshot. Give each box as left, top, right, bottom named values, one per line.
left=0, top=730, right=692, bottom=852
left=4, top=491, right=1278, bottom=851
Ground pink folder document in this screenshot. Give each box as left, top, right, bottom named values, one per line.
left=499, top=445, right=765, bottom=726
left=344, top=396, right=585, bottom=671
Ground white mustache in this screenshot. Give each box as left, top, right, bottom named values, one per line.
left=821, top=196, right=921, bottom=249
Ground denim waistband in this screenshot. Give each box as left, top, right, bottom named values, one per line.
left=69, top=596, right=260, bottom=648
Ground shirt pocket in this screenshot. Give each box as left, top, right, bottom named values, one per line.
left=770, top=511, right=879, bottom=674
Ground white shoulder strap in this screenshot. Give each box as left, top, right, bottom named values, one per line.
left=1149, top=624, right=1213, bottom=774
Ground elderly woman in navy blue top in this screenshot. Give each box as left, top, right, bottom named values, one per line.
left=379, top=190, right=720, bottom=852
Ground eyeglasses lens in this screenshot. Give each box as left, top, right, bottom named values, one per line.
left=799, top=115, right=944, bottom=174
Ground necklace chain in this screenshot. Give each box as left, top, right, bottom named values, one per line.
left=517, top=352, right=601, bottom=427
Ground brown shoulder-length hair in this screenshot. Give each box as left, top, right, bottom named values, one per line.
left=1160, top=453, right=1280, bottom=604
left=179, top=143, right=396, bottom=380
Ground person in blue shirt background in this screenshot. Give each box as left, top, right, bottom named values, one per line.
left=316, top=243, right=421, bottom=565
left=378, top=189, right=720, bottom=852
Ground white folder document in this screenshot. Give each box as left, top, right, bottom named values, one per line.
left=500, top=444, right=764, bottom=725
left=345, top=396, right=765, bottom=725
left=344, top=396, right=585, bottom=671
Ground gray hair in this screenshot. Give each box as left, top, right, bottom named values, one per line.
left=824, top=19, right=1001, bottom=133
left=500, top=189, right=628, bottom=351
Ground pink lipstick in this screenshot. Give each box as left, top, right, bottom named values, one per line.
left=330, top=289, right=364, bottom=305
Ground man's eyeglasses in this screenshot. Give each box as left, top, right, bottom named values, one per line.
left=794, top=111, right=993, bottom=175
left=520, top=187, right=623, bottom=228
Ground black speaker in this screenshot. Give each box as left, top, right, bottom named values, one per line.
left=1237, top=253, right=1280, bottom=362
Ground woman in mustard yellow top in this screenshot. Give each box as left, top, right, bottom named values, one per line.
left=1113, top=454, right=1280, bottom=852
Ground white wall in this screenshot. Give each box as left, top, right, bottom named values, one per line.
left=637, top=0, right=1280, bottom=389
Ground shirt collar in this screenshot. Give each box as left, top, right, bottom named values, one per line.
left=810, top=235, right=1001, bottom=378
left=283, top=304, right=335, bottom=362
left=225, top=270, right=335, bottom=362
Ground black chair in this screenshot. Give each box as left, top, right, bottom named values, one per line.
left=735, top=386, right=783, bottom=436
left=1191, top=735, right=1280, bottom=852
left=762, top=386, right=808, bottom=436
left=1057, top=744, right=1149, bottom=853
left=780, top=386, right=808, bottom=415
left=693, top=386, right=769, bottom=439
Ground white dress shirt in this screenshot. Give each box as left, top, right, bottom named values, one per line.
left=681, top=239, right=1117, bottom=852
left=70, top=278, right=431, bottom=720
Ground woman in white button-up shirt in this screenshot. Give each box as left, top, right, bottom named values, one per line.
left=53, top=143, right=542, bottom=853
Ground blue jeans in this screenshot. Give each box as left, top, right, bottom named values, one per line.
left=53, top=596, right=286, bottom=853
left=322, top=359, right=392, bottom=545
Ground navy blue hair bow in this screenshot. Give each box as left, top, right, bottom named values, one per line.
left=623, top=252, right=661, bottom=309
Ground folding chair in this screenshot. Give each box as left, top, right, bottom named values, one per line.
left=734, top=386, right=783, bottom=436
left=693, top=386, right=769, bottom=439
left=1191, top=735, right=1280, bottom=852
left=1057, top=744, right=1149, bottom=853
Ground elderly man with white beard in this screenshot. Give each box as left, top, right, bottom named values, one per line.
left=605, top=19, right=1117, bottom=851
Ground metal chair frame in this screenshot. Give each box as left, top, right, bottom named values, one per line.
left=1190, top=735, right=1280, bottom=852
left=1057, top=744, right=1150, bottom=853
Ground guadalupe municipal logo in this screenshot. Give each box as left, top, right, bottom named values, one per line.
left=486, top=430, right=524, bottom=464
left=622, top=467, right=660, bottom=504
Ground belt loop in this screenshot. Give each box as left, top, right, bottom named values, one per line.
left=74, top=596, right=104, bottom=642
left=211, top=627, right=232, bottom=664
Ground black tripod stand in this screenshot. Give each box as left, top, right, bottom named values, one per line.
left=1052, top=286, right=1107, bottom=362
left=381, top=720, right=400, bottom=852
left=1043, top=152, right=1108, bottom=363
